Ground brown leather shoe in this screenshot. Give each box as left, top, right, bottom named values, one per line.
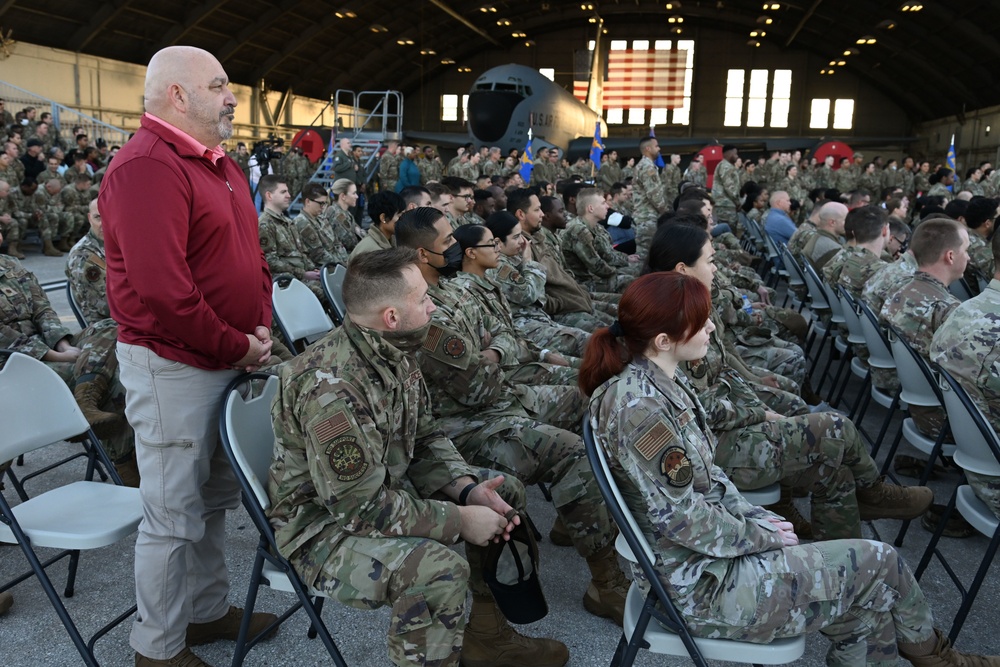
left=186, top=605, right=278, bottom=646
left=135, top=647, right=212, bottom=667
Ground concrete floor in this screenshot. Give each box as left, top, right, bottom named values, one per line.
left=2, top=252, right=999, bottom=666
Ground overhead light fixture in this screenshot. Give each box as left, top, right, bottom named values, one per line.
left=843, top=47, right=859, bottom=55
left=496, top=18, right=511, bottom=26
left=479, top=5, right=497, bottom=12
left=762, top=2, right=779, bottom=9
left=458, top=67, right=473, bottom=73
left=900, top=1, right=923, bottom=10
left=757, top=15, right=773, bottom=24
left=588, top=16, right=597, bottom=22
left=524, top=40, right=535, bottom=47
left=602, top=27, right=608, bottom=33
left=665, top=1, right=682, bottom=8
left=856, top=35, right=877, bottom=44
left=581, top=3, right=594, bottom=10
left=670, top=27, right=682, bottom=34
left=420, top=49, right=436, bottom=55
left=668, top=15, right=684, bottom=23
left=747, top=39, right=761, bottom=47
left=877, top=19, right=897, bottom=29
left=512, top=31, right=527, bottom=38
left=750, top=30, right=765, bottom=37
left=441, top=58, right=455, bottom=65
left=828, top=60, right=837, bottom=66
left=334, top=9, right=356, bottom=18
left=396, top=38, right=414, bottom=45
left=837, top=60, right=846, bottom=66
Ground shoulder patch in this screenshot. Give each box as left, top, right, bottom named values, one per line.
left=660, top=445, right=693, bottom=487
left=422, top=324, right=444, bottom=353
left=84, top=265, right=102, bottom=282
left=443, top=335, right=467, bottom=359
left=312, top=410, right=352, bottom=443
left=497, top=263, right=514, bottom=280
left=634, top=420, right=675, bottom=461
left=326, top=435, right=369, bottom=482
left=687, top=358, right=708, bottom=379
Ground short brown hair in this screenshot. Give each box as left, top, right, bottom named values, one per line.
left=343, top=247, right=420, bottom=316
left=910, top=218, right=963, bottom=267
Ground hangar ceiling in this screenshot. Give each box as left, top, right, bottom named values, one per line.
left=1, top=0, right=996, bottom=123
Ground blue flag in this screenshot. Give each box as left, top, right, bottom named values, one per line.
left=519, top=131, right=534, bottom=182
left=946, top=134, right=956, bottom=192
left=649, top=125, right=664, bottom=168
left=590, top=122, right=604, bottom=171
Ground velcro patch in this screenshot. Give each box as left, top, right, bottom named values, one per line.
left=687, top=358, right=708, bottom=379
left=660, top=445, right=693, bottom=487
left=84, top=265, right=102, bottom=282
left=312, top=410, right=351, bottom=444
left=422, top=324, right=443, bottom=353
left=326, top=435, right=369, bottom=482
left=634, top=420, right=674, bottom=461
left=443, top=335, right=467, bottom=359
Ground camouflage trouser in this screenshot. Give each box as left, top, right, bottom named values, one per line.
left=966, top=471, right=1000, bottom=520
left=750, top=381, right=809, bottom=417
left=736, top=336, right=807, bottom=387
left=513, top=316, right=589, bottom=358
left=552, top=308, right=612, bottom=331
left=44, top=209, right=74, bottom=241
left=310, top=473, right=525, bottom=667
left=852, top=342, right=901, bottom=394
left=910, top=405, right=949, bottom=443
left=716, top=412, right=879, bottom=540
left=592, top=292, right=620, bottom=308
left=506, top=362, right=578, bottom=387
left=1, top=214, right=24, bottom=243
left=584, top=273, right=633, bottom=294
left=649, top=539, right=934, bottom=666
left=513, top=383, right=587, bottom=435
left=634, top=220, right=656, bottom=259
left=454, top=417, right=615, bottom=560
left=47, top=318, right=134, bottom=461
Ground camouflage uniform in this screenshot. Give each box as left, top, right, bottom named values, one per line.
left=60, top=184, right=92, bottom=236
left=530, top=158, right=556, bottom=186
left=926, top=182, right=953, bottom=203
left=814, top=165, right=835, bottom=190
left=802, top=228, right=843, bottom=272
left=684, top=311, right=885, bottom=540
left=857, top=171, right=881, bottom=199
left=322, top=204, right=361, bottom=252
left=269, top=318, right=526, bottom=667
left=931, top=279, right=1000, bottom=519
left=712, top=159, right=741, bottom=229
left=486, top=253, right=590, bottom=358
left=378, top=150, right=400, bottom=194
left=258, top=208, right=325, bottom=300
left=913, top=171, right=932, bottom=197
left=966, top=231, right=994, bottom=281
left=863, top=252, right=918, bottom=323
left=417, top=156, right=443, bottom=184
left=0, top=256, right=132, bottom=460
left=631, top=156, right=669, bottom=258
left=589, top=357, right=936, bottom=665
left=834, top=165, right=858, bottom=194
left=786, top=220, right=818, bottom=261
left=37, top=184, right=73, bottom=243
left=349, top=225, right=393, bottom=259
left=294, top=209, right=349, bottom=269
left=660, top=163, right=683, bottom=203
left=449, top=270, right=579, bottom=386
left=527, top=226, right=616, bottom=331
left=65, top=230, right=110, bottom=323
left=960, top=178, right=985, bottom=197
left=596, top=160, right=622, bottom=192
left=0, top=188, right=22, bottom=244
left=883, top=272, right=960, bottom=439
left=560, top=218, right=636, bottom=293
left=832, top=246, right=886, bottom=301
left=9, top=186, right=48, bottom=241
left=418, top=279, right=615, bottom=558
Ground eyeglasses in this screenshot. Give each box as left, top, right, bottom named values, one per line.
left=459, top=194, right=474, bottom=200
left=471, top=239, right=501, bottom=249
left=308, top=198, right=330, bottom=207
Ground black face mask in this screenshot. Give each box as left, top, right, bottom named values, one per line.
left=426, top=242, right=463, bottom=277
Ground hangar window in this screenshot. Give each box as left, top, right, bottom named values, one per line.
left=606, top=108, right=624, bottom=124
left=724, top=68, right=792, bottom=129
left=539, top=68, right=555, bottom=81
left=440, top=94, right=468, bottom=122
left=809, top=98, right=855, bottom=130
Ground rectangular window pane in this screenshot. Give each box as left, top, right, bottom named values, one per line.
left=724, top=97, right=743, bottom=127
left=650, top=108, right=668, bottom=125
left=725, top=69, right=745, bottom=97
left=441, top=94, right=458, bottom=122
left=810, top=98, right=830, bottom=129
left=747, top=69, right=769, bottom=98
left=772, top=69, right=792, bottom=98
left=746, top=98, right=766, bottom=127
left=678, top=40, right=695, bottom=68
left=654, top=40, right=671, bottom=50
left=632, top=39, right=649, bottom=50
left=588, top=39, right=595, bottom=50
left=462, top=95, right=469, bottom=122
left=627, top=107, right=645, bottom=125
left=769, top=98, right=790, bottom=128
left=610, top=40, right=628, bottom=50
left=672, top=99, right=690, bottom=125
left=606, top=108, right=624, bottom=124
left=539, top=68, right=555, bottom=81
left=833, top=98, right=855, bottom=129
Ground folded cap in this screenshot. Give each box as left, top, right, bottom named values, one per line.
left=482, top=510, right=548, bottom=624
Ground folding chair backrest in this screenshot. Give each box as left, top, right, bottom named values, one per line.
left=887, top=325, right=941, bottom=408
left=272, top=278, right=334, bottom=351
left=221, top=374, right=280, bottom=510
left=948, top=278, right=974, bottom=302
left=937, top=368, right=1000, bottom=478
left=762, top=231, right=781, bottom=264
left=801, top=261, right=830, bottom=310
left=66, top=282, right=88, bottom=329
left=321, top=264, right=348, bottom=326
left=780, top=246, right=806, bottom=287
left=836, top=288, right=866, bottom=343
left=856, top=299, right=896, bottom=369
left=0, top=351, right=91, bottom=462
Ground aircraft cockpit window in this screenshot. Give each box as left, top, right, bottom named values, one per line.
left=524, top=86, right=532, bottom=96
left=494, top=83, right=519, bottom=93
left=475, top=83, right=493, bottom=91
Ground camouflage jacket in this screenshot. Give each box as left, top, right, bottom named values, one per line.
left=9, top=187, right=44, bottom=225
left=967, top=232, right=994, bottom=280
left=0, top=256, right=71, bottom=359
left=65, top=231, right=111, bottom=323
left=450, top=271, right=542, bottom=368
left=321, top=204, right=360, bottom=252
left=349, top=225, right=394, bottom=260
left=833, top=246, right=885, bottom=300
left=632, top=156, right=669, bottom=223
left=378, top=151, right=400, bottom=188
left=259, top=208, right=313, bottom=279
left=786, top=220, right=818, bottom=261
left=486, top=253, right=549, bottom=320
left=712, top=159, right=741, bottom=220
left=862, top=251, right=917, bottom=318
left=561, top=217, right=627, bottom=284
left=597, top=162, right=622, bottom=191
left=802, top=228, right=843, bottom=272
left=813, top=165, right=835, bottom=190
left=660, top=164, right=683, bottom=203
left=589, top=357, right=782, bottom=604
left=294, top=210, right=349, bottom=269
left=268, top=318, right=475, bottom=586
left=931, top=279, right=1000, bottom=424
left=882, top=271, right=960, bottom=360
left=530, top=226, right=594, bottom=315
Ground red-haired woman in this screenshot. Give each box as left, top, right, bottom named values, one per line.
left=580, top=271, right=992, bottom=666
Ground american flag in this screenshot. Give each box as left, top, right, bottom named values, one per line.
left=603, top=49, right=687, bottom=109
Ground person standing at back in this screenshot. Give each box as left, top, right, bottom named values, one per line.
left=99, top=45, right=277, bottom=667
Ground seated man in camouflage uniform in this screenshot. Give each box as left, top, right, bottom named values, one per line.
left=12, top=177, right=63, bottom=257
left=931, top=231, right=1000, bottom=523
left=60, top=173, right=94, bottom=240
left=395, top=207, right=630, bottom=635
left=269, top=248, right=568, bottom=667
left=257, top=174, right=325, bottom=301
left=584, top=272, right=1000, bottom=667
left=293, top=181, right=348, bottom=269
left=0, top=179, right=23, bottom=258
left=560, top=188, right=640, bottom=293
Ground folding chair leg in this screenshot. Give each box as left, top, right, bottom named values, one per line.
left=849, top=374, right=872, bottom=423
left=869, top=393, right=902, bottom=460
left=306, top=597, right=326, bottom=639
left=893, top=428, right=949, bottom=548
left=537, top=481, right=553, bottom=502
left=826, top=348, right=853, bottom=404
left=233, top=550, right=268, bottom=667
left=948, top=525, right=1000, bottom=643
left=915, top=486, right=958, bottom=581
left=832, top=355, right=858, bottom=410
left=878, top=427, right=905, bottom=476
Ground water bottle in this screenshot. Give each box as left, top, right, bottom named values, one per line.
left=741, top=295, right=753, bottom=315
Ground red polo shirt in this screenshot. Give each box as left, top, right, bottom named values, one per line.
left=99, top=114, right=272, bottom=370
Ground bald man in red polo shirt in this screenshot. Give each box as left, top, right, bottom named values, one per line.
left=100, top=46, right=276, bottom=667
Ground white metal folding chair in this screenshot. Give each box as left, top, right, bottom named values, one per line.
left=0, top=351, right=141, bottom=666
left=219, top=373, right=348, bottom=667
left=915, top=368, right=1000, bottom=643
left=272, top=277, right=334, bottom=354
left=321, top=263, right=348, bottom=326
left=827, top=287, right=868, bottom=409
left=66, top=282, right=88, bottom=329
left=583, top=416, right=806, bottom=667
left=854, top=299, right=907, bottom=452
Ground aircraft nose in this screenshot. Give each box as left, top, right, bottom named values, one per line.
left=468, top=91, right=523, bottom=143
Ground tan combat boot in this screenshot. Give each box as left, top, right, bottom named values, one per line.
left=55, top=237, right=72, bottom=252
left=899, top=628, right=1000, bottom=666
left=114, top=452, right=141, bottom=488
left=73, top=375, right=125, bottom=439
left=583, top=543, right=629, bottom=626
left=5, top=241, right=24, bottom=259
left=764, top=487, right=814, bottom=539
left=42, top=239, right=64, bottom=257
left=0, top=590, right=12, bottom=616
left=548, top=515, right=573, bottom=547
left=461, top=595, right=569, bottom=667
left=856, top=476, right=934, bottom=521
